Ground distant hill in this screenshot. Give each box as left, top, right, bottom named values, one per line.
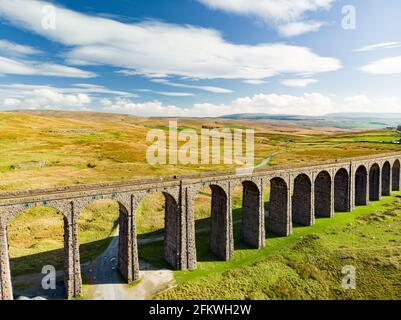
left=220, top=112, right=401, bottom=129
left=326, top=113, right=401, bottom=119
left=8, top=109, right=401, bottom=130
left=219, top=113, right=320, bottom=121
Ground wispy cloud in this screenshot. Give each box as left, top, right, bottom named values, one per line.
left=198, top=0, right=332, bottom=37
left=360, top=55, right=401, bottom=74
left=151, top=79, right=233, bottom=94
left=354, top=42, right=401, bottom=52
left=0, top=39, right=42, bottom=56
left=281, top=78, right=318, bottom=87
left=242, top=79, right=267, bottom=85
left=137, top=88, right=195, bottom=97
left=0, top=56, right=96, bottom=78
left=278, top=21, right=324, bottom=37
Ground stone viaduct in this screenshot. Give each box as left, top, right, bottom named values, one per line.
left=0, top=152, right=400, bottom=300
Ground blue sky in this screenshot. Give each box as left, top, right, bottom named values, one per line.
left=0, top=0, right=400, bottom=116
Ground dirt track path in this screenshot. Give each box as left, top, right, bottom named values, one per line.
left=85, top=229, right=175, bottom=300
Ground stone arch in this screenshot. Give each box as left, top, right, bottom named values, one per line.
left=334, top=168, right=350, bottom=212
left=392, top=159, right=400, bottom=191
left=355, top=165, right=368, bottom=206
left=209, top=184, right=233, bottom=261
left=292, top=174, right=313, bottom=226
left=240, top=180, right=264, bottom=249
left=314, top=171, right=332, bottom=217
left=382, top=161, right=391, bottom=196
left=267, top=177, right=291, bottom=236
left=369, top=163, right=381, bottom=201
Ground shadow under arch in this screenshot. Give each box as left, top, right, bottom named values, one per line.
left=239, top=180, right=264, bottom=249
left=292, top=173, right=313, bottom=226
left=334, top=168, right=350, bottom=212
left=266, top=177, right=291, bottom=236
left=355, top=165, right=368, bottom=206
left=314, top=170, right=332, bottom=218
left=369, top=163, right=381, bottom=201
left=392, top=159, right=401, bottom=191
left=382, top=161, right=391, bottom=196
left=193, top=184, right=233, bottom=262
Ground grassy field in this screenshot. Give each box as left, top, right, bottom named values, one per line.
left=147, top=194, right=401, bottom=300
left=2, top=110, right=401, bottom=299
left=1, top=111, right=401, bottom=192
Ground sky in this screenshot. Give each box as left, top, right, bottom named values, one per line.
left=0, top=0, right=400, bottom=117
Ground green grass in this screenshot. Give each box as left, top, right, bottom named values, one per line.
left=139, top=193, right=401, bottom=300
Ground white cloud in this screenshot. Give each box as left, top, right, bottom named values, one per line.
left=102, top=93, right=401, bottom=117
left=343, top=94, right=370, bottom=106
left=281, top=78, right=318, bottom=87
left=278, top=21, right=324, bottom=37
left=341, top=95, right=401, bottom=113
left=116, top=69, right=168, bottom=78
left=71, top=83, right=134, bottom=96
left=198, top=0, right=332, bottom=23
left=100, top=98, right=113, bottom=106
left=137, top=88, right=195, bottom=97
left=0, top=55, right=96, bottom=78
left=360, top=56, right=401, bottom=74
left=354, top=42, right=401, bottom=52
left=0, top=87, right=91, bottom=110
left=156, top=92, right=195, bottom=97
left=3, top=98, right=21, bottom=106
left=151, top=79, right=233, bottom=94
left=0, top=0, right=341, bottom=79
left=0, top=83, right=133, bottom=97
left=0, top=39, right=41, bottom=56
left=106, top=98, right=186, bottom=117
left=0, top=83, right=133, bottom=110
left=198, top=0, right=331, bottom=37
left=103, top=92, right=335, bottom=117
left=242, top=79, right=267, bottom=85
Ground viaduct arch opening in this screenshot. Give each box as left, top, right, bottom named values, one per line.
left=240, top=181, right=264, bottom=249
left=382, top=162, right=391, bottom=196
left=292, top=174, right=313, bottom=226
left=355, top=165, right=368, bottom=206
left=209, top=185, right=233, bottom=261
left=133, top=192, right=181, bottom=271
left=369, top=164, right=381, bottom=201
left=77, top=200, right=121, bottom=291
left=314, top=171, right=332, bottom=217
left=193, top=185, right=233, bottom=263
left=393, top=160, right=401, bottom=191
left=7, top=206, right=66, bottom=299
left=266, top=177, right=291, bottom=236
left=334, top=168, right=350, bottom=212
